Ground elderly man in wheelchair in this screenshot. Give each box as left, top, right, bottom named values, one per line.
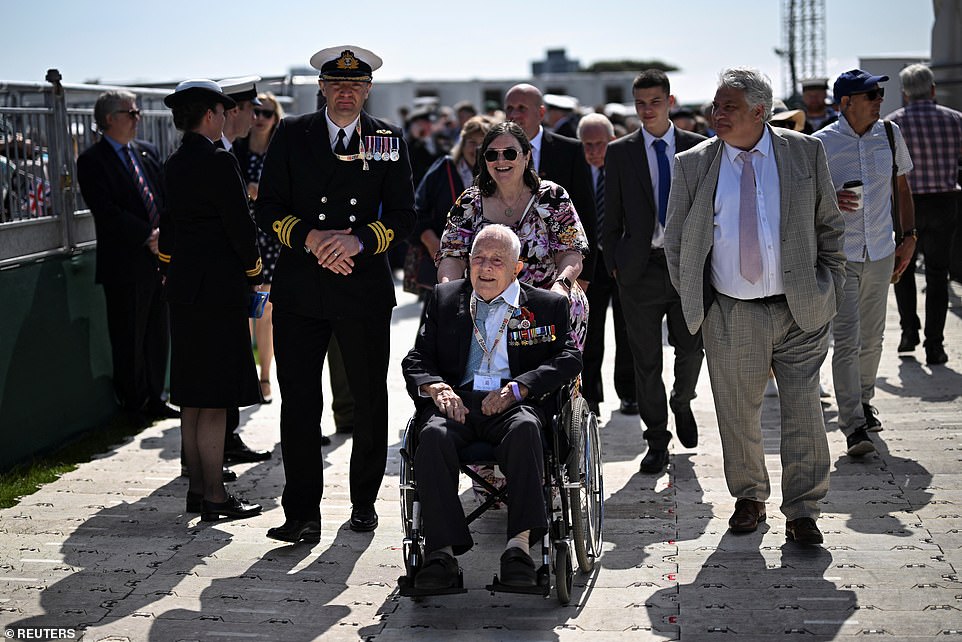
left=401, top=224, right=583, bottom=593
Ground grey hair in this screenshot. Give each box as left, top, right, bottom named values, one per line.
left=899, top=63, right=934, bottom=101
left=94, top=90, right=137, bottom=132
left=718, top=67, right=773, bottom=119
left=471, top=224, right=521, bottom=262
left=577, top=112, right=615, bottom=139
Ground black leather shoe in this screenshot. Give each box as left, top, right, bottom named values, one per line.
left=786, top=517, right=823, bottom=545
left=320, top=435, right=332, bottom=446
left=499, top=547, right=537, bottom=587
left=186, top=491, right=202, bottom=513
left=349, top=505, right=378, bottom=532
left=926, top=344, right=949, bottom=365
left=846, top=428, right=875, bottom=457
left=898, top=330, right=920, bottom=352
left=144, top=402, right=181, bottom=420
left=862, top=403, right=883, bottom=432
left=267, top=519, right=321, bottom=543
left=201, top=494, right=262, bottom=522
left=673, top=405, right=698, bottom=448
left=619, top=399, right=639, bottom=415
left=414, top=550, right=460, bottom=590
left=639, top=448, right=669, bottom=474
left=729, top=498, right=766, bottom=533
left=181, top=465, right=237, bottom=482
left=224, top=433, right=271, bottom=463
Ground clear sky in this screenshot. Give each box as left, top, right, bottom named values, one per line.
left=4, top=0, right=934, bottom=104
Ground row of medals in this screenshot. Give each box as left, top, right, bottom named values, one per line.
left=364, top=136, right=400, bottom=162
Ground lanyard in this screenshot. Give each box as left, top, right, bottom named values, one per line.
left=332, top=121, right=369, bottom=171
left=470, top=297, right=514, bottom=370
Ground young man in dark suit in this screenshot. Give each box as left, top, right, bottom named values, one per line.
left=77, top=90, right=177, bottom=423
left=402, top=225, right=582, bottom=590
left=255, top=45, right=416, bottom=541
left=603, top=70, right=706, bottom=474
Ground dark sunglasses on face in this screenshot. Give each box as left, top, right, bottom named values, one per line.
left=114, top=109, right=141, bottom=118
left=253, top=108, right=275, bottom=119
left=854, top=87, right=885, bottom=101
left=483, top=148, right=521, bottom=162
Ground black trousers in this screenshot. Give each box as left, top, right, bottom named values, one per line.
left=272, top=308, right=391, bottom=520
left=102, top=273, right=169, bottom=411
left=894, top=192, right=958, bottom=348
left=582, top=248, right=636, bottom=405
left=414, top=394, right=548, bottom=555
left=617, top=252, right=703, bottom=449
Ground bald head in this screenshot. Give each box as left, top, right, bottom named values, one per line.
left=505, top=83, right=545, bottom=141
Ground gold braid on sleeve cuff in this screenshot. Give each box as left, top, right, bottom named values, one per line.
left=245, top=257, right=263, bottom=277
left=272, top=215, right=300, bottom=248
left=366, top=221, right=395, bottom=254
left=158, top=252, right=171, bottom=264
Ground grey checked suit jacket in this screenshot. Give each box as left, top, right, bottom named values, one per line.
left=664, top=125, right=846, bottom=335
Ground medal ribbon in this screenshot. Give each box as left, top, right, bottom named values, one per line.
left=332, top=121, right=369, bottom=171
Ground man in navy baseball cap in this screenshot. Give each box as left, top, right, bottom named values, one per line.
left=833, top=69, right=890, bottom=99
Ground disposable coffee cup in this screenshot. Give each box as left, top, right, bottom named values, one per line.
left=842, top=180, right=863, bottom=210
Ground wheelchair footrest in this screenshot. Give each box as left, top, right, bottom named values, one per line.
left=485, top=565, right=551, bottom=597
left=397, top=574, right=467, bottom=598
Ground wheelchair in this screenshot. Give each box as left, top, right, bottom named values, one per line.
left=396, top=381, right=604, bottom=605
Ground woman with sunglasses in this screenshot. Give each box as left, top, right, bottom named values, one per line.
left=411, top=114, right=499, bottom=298
left=159, top=80, right=263, bottom=522
left=233, top=92, right=284, bottom=403
left=437, top=120, right=589, bottom=350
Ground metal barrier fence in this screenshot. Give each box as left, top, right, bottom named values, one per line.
left=0, top=69, right=177, bottom=267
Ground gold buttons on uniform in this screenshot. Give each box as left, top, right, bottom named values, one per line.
left=318, top=213, right=326, bottom=221
left=350, top=198, right=357, bottom=205
left=321, top=196, right=328, bottom=203
left=349, top=215, right=356, bottom=222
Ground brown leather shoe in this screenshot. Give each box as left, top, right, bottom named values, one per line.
left=729, top=498, right=766, bottom=533
left=786, top=517, right=823, bottom=545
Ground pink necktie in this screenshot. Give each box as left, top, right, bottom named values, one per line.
left=738, top=151, right=762, bottom=284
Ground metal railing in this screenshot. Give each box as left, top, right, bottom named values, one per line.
left=0, top=69, right=177, bottom=267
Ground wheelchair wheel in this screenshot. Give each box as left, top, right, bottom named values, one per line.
left=554, top=539, right=573, bottom=605
left=566, top=396, right=603, bottom=572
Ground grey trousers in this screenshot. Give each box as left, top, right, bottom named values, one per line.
left=702, top=294, right=831, bottom=520
left=832, top=254, right=895, bottom=435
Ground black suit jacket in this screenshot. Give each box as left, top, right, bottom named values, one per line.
left=159, top=132, right=262, bottom=307
left=402, top=280, right=582, bottom=407
left=538, top=129, right=598, bottom=281
left=255, top=110, right=416, bottom=318
left=603, top=127, right=706, bottom=285
left=77, top=137, right=166, bottom=285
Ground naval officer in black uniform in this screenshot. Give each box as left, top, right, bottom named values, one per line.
left=255, top=45, right=416, bottom=542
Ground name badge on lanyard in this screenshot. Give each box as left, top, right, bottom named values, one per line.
left=471, top=297, right=513, bottom=392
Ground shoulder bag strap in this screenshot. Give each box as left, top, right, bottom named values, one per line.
left=883, top=120, right=902, bottom=239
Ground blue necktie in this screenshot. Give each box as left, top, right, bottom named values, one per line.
left=595, top=167, right=605, bottom=248
left=652, top=139, right=671, bottom=227
left=463, top=299, right=492, bottom=385
left=122, top=145, right=159, bottom=228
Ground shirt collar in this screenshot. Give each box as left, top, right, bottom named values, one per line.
left=473, top=278, right=521, bottom=309
left=642, top=122, right=676, bottom=148
left=723, top=124, right=773, bottom=164
left=103, top=134, right=127, bottom=153
left=529, top=126, right=544, bottom=151
left=325, top=109, right=361, bottom=146
left=838, top=112, right=882, bottom=138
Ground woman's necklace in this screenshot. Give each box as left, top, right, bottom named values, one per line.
left=499, top=189, right=526, bottom=217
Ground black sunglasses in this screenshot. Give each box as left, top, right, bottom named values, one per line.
left=114, top=108, right=141, bottom=118
left=253, top=108, right=275, bottom=119
left=853, top=87, right=885, bottom=101
left=483, top=148, right=521, bottom=162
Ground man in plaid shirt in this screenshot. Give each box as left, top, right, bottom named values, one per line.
left=888, top=63, right=962, bottom=366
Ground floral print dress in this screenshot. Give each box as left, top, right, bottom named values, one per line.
left=439, top=180, right=590, bottom=351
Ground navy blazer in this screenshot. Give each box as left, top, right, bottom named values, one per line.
left=603, top=127, right=705, bottom=285
left=402, top=279, right=582, bottom=407
left=77, top=137, right=166, bottom=285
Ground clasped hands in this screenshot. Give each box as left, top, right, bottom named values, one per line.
left=306, top=228, right=359, bottom=275
left=422, top=381, right=528, bottom=422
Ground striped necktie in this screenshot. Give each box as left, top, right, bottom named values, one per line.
left=122, top=145, right=159, bottom=228
left=463, top=299, right=493, bottom=385
left=595, top=167, right=605, bottom=248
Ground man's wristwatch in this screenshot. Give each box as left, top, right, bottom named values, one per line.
left=555, top=276, right=572, bottom=291
left=901, top=228, right=918, bottom=242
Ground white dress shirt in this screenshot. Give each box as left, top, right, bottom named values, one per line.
left=711, top=126, right=784, bottom=300
left=325, top=109, right=360, bottom=150
left=641, top=123, right=677, bottom=249
left=529, top=126, right=544, bottom=172
left=471, top=279, right=520, bottom=380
